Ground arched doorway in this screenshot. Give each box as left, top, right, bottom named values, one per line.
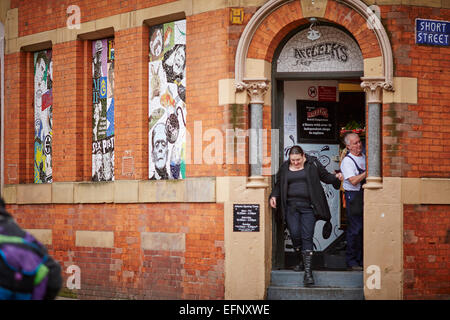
left=233, top=0, right=396, bottom=299
left=271, top=21, right=366, bottom=270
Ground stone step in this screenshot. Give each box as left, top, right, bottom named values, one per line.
left=267, top=286, right=364, bottom=300
left=270, top=270, right=363, bottom=288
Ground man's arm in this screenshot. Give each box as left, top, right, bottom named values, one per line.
left=315, top=158, right=341, bottom=189
left=348, top=171, right=367, bottom=186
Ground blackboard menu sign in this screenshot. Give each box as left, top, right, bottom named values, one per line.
left=233, top=204, right=260, bottom=232
left=297, top=100, right=338, bottom=143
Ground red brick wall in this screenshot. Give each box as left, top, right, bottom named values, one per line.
left=11, top=0, right=177, bottom=38
left=3, top=3, right=237, bottom=300
left=6, top=203, right=225, bottom=299
left=52, top=40, right=92, bottom=182
left=4, top=8, right=252, bottom=182
left=381, top=6, right=450, bottom=178
left=186, top=9, right=249, bottom=177
left=4, top=51, right=33, bottom=184
left=114, top=26, right=149, bottom=180
left=403, top=204, right=450, bottom=300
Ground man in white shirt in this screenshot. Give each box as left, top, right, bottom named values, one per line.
left=340, top=133, right=367, bottom=271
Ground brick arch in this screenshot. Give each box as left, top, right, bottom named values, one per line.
left=236, top=0, right=393, bottom=89
left=248, top=1, right=382, bottom=63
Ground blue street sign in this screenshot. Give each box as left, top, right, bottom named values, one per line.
left=416, top=18, right=449, bottom=46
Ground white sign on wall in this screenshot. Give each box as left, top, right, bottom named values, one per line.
left=277, top=26, right=364, bottom=73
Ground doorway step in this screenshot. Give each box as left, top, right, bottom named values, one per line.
left=266, top=270, right=364, bottom=300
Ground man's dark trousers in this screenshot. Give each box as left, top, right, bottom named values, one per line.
left=345, top=190, right=363, bottom=267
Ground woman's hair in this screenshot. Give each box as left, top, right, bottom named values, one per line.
left=288, top=145, right=304, bottom=156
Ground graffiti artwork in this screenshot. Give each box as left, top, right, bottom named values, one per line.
left=92, top=38, right=115, bottom=181
left=34, top=50, right=53, bottom=183
left=149, top=19, right=186, bottom=180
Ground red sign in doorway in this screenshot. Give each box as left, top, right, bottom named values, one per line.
left=318, top=86, right=337, bottom=102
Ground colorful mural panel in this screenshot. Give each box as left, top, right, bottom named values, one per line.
left=34, top=50, right=53, bottom=183
left=92, top=38, right=115, bottom=182
left=149, top=19, right=186, bottom=180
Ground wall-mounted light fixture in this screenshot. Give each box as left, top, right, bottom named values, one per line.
left=307, top=17, right=321, bottom=41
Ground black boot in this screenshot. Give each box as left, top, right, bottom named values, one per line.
left=302, top=250, right=314, bottom=286
left=292, top=247, right=304, bottom=272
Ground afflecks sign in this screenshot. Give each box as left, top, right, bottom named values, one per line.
left=416, top=19, right=449, bottom=46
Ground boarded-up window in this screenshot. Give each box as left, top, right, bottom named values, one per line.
left=148, top=20, right=186, bottom=180
left=34, top=50, right=53, bottom=183
left=92, top=38, right=115, bottom=182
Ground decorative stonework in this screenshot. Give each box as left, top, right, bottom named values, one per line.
left=235, top=0, right=395, bottom=90
left=360, top=77, right=389, bottom=104
left=236, top=79, right=270, bottom=104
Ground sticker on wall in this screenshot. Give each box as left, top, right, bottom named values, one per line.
left=34, top=49, right=53, bottom=183
left=149, top=19, right=186, bottom=180
left=92, top=38, right=114, bottom=182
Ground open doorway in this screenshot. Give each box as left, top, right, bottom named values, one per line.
left=274, top=79, right=365, bottom=271
left=271, top=22, right=367, bottom=271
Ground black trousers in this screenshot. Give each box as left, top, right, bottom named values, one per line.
left=286, top=201, right=316, bottom=251
left=345, top=190, right=363, bottom=267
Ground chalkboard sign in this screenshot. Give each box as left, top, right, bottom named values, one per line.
left=297, top=100, right=338, bottom=143
left=233, top=204, right=260, bottom=232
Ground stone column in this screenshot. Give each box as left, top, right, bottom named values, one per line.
left=360, top=77, right=389, bottom=189
left=237, top=79, right=269, bottom=188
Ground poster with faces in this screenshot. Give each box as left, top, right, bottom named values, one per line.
left=148, top=19, right=186, bottom=180
left=92, top=38, right=115, bottom=182
left=34, top=50, right=53, bottom=183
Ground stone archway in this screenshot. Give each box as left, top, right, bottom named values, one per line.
left=233, top=0, right=398, bottom=299
left=236, top=0, right=393, bottom=87
left=235, top=0, right=395, bottom=190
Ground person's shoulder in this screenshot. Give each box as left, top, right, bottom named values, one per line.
left=349, top=153, right=365, bottom=161
left=305, top=154, right=318, bottom=163
left=280, top=160, right=290, bottom=167
left=278, top=160, right=289, bottom=171
left=341, top=154, right=351, bottom=161
left=340, top=155, right=352, bottom=167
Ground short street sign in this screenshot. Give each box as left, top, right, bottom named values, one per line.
left=416, top=18, right=449, bottom=46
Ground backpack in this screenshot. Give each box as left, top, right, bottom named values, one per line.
left=0, top=209, right=62, bottom=300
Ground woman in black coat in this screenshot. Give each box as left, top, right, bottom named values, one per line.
left=269, top=146, right=343, bottom=286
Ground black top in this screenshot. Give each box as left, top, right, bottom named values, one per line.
left=286, top=168, right=310, bottom=204
left=269, top=155, right=341, bottom=223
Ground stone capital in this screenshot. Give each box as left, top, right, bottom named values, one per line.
left=236, top=79, right=270, bottom=104
left=360, top=77, right=392, bottom=104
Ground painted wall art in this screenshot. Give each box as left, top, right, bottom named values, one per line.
left=148, top=19, right=186, bottom=180
left=92, top=38, right=115, bottom=181
left=34, top=49, right=53, bottom=183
